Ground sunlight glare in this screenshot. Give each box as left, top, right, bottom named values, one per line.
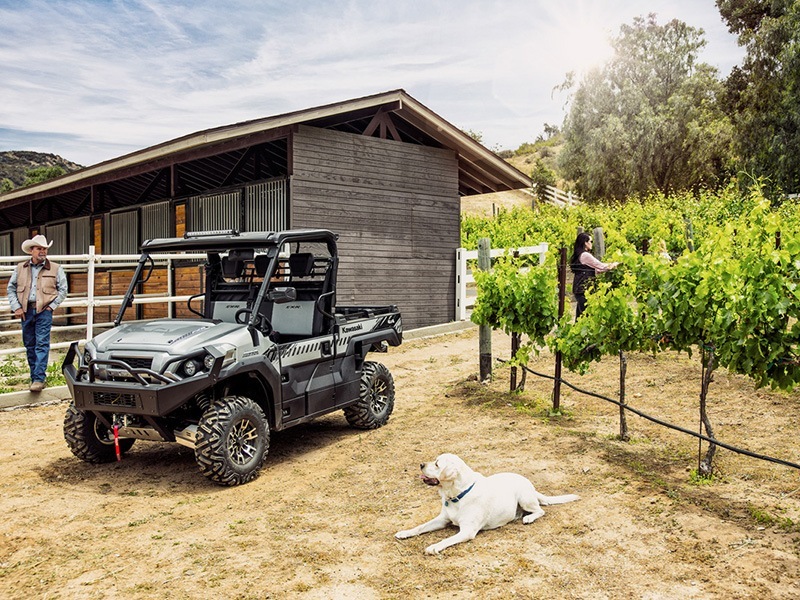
left=559, top=22, right=614, bottom=75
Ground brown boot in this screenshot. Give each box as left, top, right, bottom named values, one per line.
left=29, top=381, right=45, bottom=392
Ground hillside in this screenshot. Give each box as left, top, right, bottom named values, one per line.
left=461, top=134, right=567, bottom=217
left=0, top=150, right=83, bottom=188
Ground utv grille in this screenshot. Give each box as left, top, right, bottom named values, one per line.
left=93, top=391, right=139, bottom=408
left=115, top=357, right=153, bottom=370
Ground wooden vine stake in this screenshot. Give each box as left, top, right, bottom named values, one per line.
left=510, top=249, right=525, bottom=392
left=478, top=238, right=492, bottom=382
left=593, top=226, right=630, bottom=439
left=619, top=350, right=630, bottom=441
left=552, top=247, right=567, bottom=413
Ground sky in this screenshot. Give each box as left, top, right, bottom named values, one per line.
left=0, top=0, right=746, bottom=167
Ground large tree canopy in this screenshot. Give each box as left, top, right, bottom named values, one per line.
left=559, top=15, right=735, bottom=201
left=717, top=0, right=800, bottom=196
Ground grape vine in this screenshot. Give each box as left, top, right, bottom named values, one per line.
left=469, top=186, right=800, bottom=474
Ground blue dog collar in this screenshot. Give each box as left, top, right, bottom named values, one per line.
left=445, top=482, right=475, bottom=506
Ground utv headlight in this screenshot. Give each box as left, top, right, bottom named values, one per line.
left=203, top=353, right=216, bottom=371
left=183, top=359, right=199, bottom=377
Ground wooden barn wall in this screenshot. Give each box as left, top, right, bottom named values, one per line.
left=290, top=125, right=460, bottom=329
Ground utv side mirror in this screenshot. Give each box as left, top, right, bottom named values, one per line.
left=268, top=287, right=297, bottom=303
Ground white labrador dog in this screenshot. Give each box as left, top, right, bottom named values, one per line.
left=395, top=453, right=579, bottom=555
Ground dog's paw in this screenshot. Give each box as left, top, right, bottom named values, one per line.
left=424, top=544, right=442, bottom=555
left=395, top=530, right=414, bottom=539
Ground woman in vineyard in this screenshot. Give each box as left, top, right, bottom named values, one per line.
left=570, top=232, right=619, bottom=319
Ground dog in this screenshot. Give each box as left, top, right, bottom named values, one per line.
left=395, top=453, right=579, bottom=555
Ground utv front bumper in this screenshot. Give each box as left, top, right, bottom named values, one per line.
left=62, top=342, right=225, bottom=417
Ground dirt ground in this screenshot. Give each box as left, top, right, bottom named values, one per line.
left=1, top=327, right=799, bottom=599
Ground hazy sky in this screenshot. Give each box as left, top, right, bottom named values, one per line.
left=0, top=0, right=745, bottom=167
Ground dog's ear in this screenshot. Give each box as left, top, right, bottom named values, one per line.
left=438, top=460, right=459, bottom=482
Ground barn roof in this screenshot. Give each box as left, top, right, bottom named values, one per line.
left=0, top=89, right=531, bottom=219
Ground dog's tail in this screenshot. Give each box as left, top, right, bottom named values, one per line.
left=536, top=493, right=580, bottom=505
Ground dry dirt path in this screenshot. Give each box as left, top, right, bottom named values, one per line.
left=1, top=328, right=799, bottom=599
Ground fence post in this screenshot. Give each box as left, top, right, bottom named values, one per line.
left=552, top=246, right=567, bottom=412
left=86, top=245, right=96, bottom=341
left=510, top=332, right=520, bottom=391
left=455, top=248, right=467, bottom=321
left=478, top=238, right=492, bottom=382
left=619, top=350, right=629, bottom=440
left=593, top=227, right=605, bottom=259
left=684, top=217, right=695, bottom=252
left=509, top=249, right=519, bottom=391
left=168, top=257, right=174, bottom=319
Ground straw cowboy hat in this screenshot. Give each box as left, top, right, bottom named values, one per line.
left=21, top=234, right=54, bottom=254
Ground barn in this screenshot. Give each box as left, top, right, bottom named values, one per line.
left=0, top=89, right=531, bottom=329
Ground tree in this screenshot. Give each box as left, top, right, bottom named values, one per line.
left=529, top=158, right=557, bottom=201
left=717, top=0, right=800, bottom=197
left=559, top=15, right=735, bottom=201
left=23, top=166, right=66, bottom=186
left=0, top=178, right=13, bottom=193
left=463, top=129, right=483, bottom=143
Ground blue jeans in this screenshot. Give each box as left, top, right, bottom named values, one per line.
left=21, top=307, right=53, bottom=383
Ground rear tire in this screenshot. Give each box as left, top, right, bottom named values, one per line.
left=343, top=361, right=395, bottom=429
left=195, top=395, right=269, bottom=486
left=63, top=402, right=134, bottom=463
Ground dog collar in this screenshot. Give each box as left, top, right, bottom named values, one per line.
left=445, top=482, right=475, bottom=506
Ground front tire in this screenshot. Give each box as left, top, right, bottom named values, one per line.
left=343, top=361, right=395, bottom=429
left=195, top=395, right=269, bottom=486
left=63, top=402, right=135, bottom=463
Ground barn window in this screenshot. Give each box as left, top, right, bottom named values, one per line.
left=141, top=200, right=171, bottom=242
left=69, top=216, right=92, bottom=254
left=188, top=191, right=240, bottom=233
left=245, top=178, right=288, bottom=231
left=109, top=210, right=139, bottom=254
left=44, top=223, right=67, bottom=255
left=11, top=227, right=29, bottom=256
left=0, top=233, right=10, bottom=257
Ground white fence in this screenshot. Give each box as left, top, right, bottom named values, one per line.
left=523, top=185, right=581, bottom=207
left=544, top=185, right=581, bottom=207
left=0, top=247, right=203, bottom=356
left=455, top=242, right=549, bottom=321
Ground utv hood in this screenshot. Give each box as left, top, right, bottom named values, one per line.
left=91, top=319, right=245, bottom=354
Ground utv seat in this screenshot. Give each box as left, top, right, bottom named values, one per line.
left=261, top=252, right=336, bottom=341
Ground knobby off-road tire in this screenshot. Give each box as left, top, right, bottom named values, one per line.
left=63, top=402, right=135, bottom=463
left=343, top=361, right=395, bottom=429
left=195, top=395, right=269, bottom=486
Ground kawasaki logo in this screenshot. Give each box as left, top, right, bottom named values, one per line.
left=341, top=323, right=363, bottom=333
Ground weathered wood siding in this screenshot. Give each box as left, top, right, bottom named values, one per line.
left=291, top=125, right=460, bottom=329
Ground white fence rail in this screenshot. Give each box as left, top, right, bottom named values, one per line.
left=455, top=242, right=549, bottom=321
left=0, top=246, right=203, bottom=357
left=523, top=185, right=581, bottom=207
left=544, top=185, right=581, bottom=207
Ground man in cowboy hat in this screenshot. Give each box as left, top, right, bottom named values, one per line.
left=6, top=234, right=68, bottom=392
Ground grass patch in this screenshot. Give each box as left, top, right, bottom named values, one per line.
left=747, top=505, right=798, bottom=532
left=0, top=351, right=66, bottom=390
left=689, top=469, right=715, bottom=485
